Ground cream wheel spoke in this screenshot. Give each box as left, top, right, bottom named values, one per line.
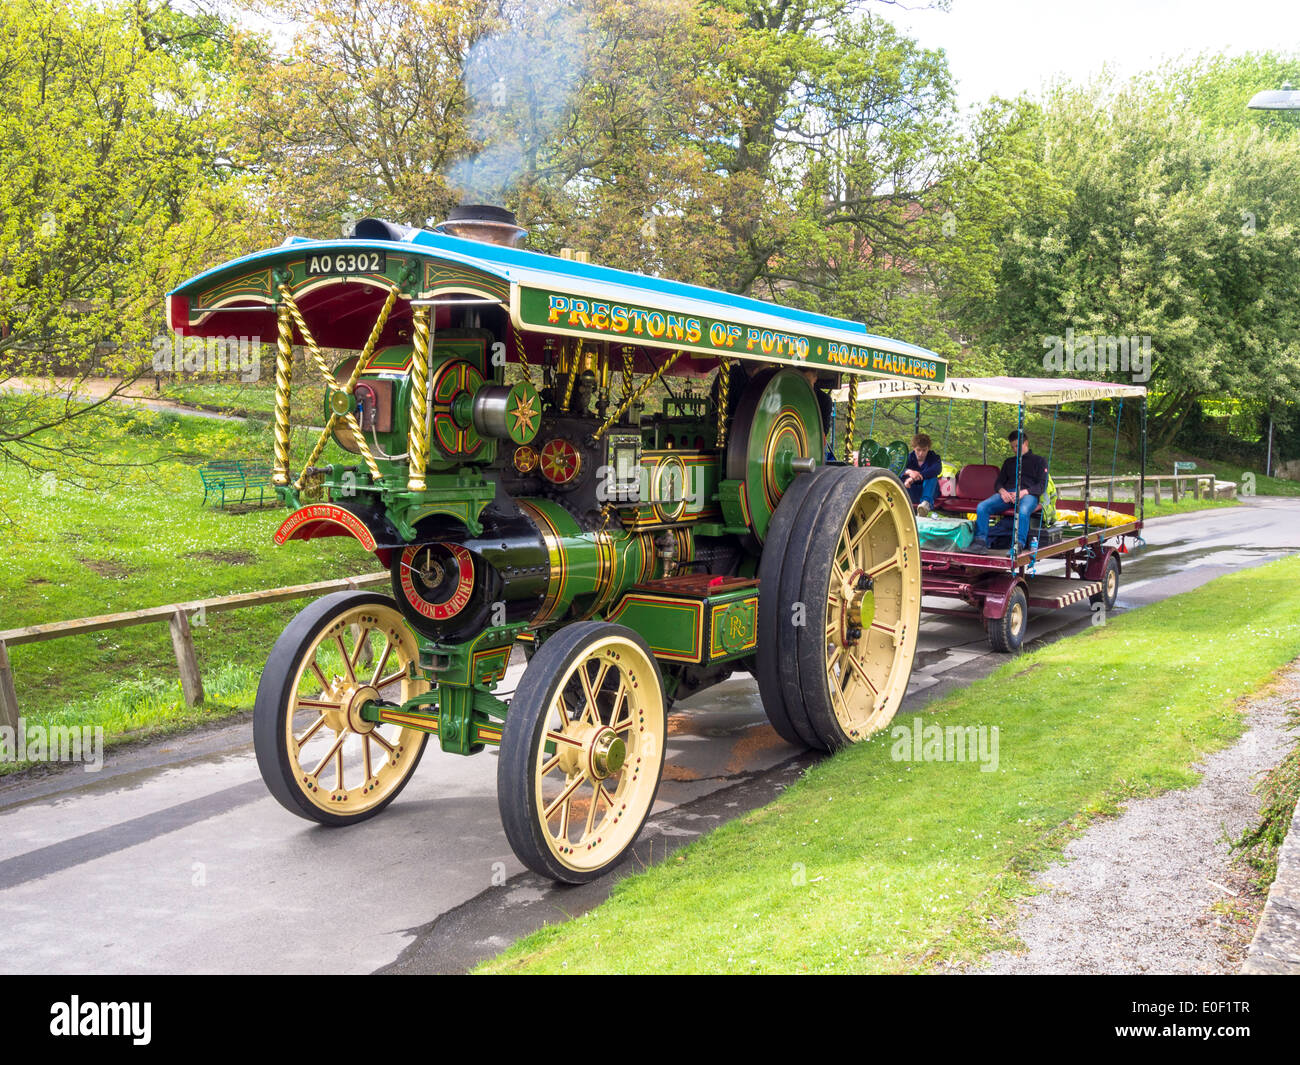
left=310, top=662, right=332, bottom=692
left=293, top=713, right=327, bottom=753
left=584, top=782, right=601, bottom=837
left=551, top=691, right=571, bottom=731
left=545, top=729, right=583, bottom=749
left=824, top=642, right=842, bottom=677
left=839, top=505, right=883, bottom=569
left=363, top=734, right=374, bottom=780
left=544, top=773, right=585, bottom=826
left=310, top=732, right=346, bottom=780
left=369, top=728, right=396, bottom=754
left=590, top=660, right=612, bottom=705
left=846, top=648, right=879, bottom=696
left=867, top=550, right=901, bottom=580
left=349, top=627, right=372, bottom=671
left=577, top=665, right=599, bottom=725
left=829, top=675, right=854, bottom=727
left=609, top=681, right=631, bottom=731
left=374, top=668, right=405, bottom=691
left=335, top=635, right=356, bottom=684
left=369, top=639, right=393, bottom=688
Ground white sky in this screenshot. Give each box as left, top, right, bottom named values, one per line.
left=890, top=0, right=1300, bottom=112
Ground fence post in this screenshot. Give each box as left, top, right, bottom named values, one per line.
left=0, top=639, right=19, bottom=732
left=1152, top=479, right=1161, bottom=505
left=1172, top=476, right=1181, bottom=503
left=1194, top=476, right=1203, bottom=500
left=168, top=608, right=205, bottom=707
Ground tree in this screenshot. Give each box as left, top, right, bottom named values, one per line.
left=235, top=0, right=514, bottom=234
left=976, top=64, right=1300, bottom=449
left=0, top=0, right=257, bottom=469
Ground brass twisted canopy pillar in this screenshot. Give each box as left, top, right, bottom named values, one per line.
left=407, top=306, right=432, bottom=491
left=273, top=304, right=294, bottom=485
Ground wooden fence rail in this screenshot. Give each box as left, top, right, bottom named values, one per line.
left=1053, top=472, right=1232, bottom=505
left=0, top=571, right=388, bottom=731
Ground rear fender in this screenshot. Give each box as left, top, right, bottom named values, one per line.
left=1083, top=545, right=1120, bottom=582
left=976, top=573, right=1026, bottom=621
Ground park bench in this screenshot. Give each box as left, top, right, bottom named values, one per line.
left=199, top=460, right=276, bottom=508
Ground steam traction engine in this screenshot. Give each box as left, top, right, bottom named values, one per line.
left=166, top=205, right=948, bottom=881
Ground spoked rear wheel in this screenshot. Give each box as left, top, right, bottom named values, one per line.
left=774, top=467, right=922, bottom=750
left=498, top=622, right=666, bottom=883
left=254, top=591, right=429, bottom=825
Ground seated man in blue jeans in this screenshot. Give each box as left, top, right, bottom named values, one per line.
left=901, top=433, right=941, bottom=515
left=970, top=430, right=1048, bottom=553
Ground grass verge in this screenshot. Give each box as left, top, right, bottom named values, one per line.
left=479, top=552, right=1300, bottom=974
left=1141, top=497, right=1239, bottom=520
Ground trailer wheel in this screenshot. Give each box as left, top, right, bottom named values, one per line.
left=498, top=622, right=666, bottom=883
left=1090, top=554, right=1120, bottom=611
left=778, top=466, right=923, bottom=751
left=986, top=585, right=1028, bottom=653
left=254, top=591, right=429, bottom=826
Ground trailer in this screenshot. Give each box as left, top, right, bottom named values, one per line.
left=836, top=376, right=1147, bottom=652
left=166, top=204, right=947, bottom=882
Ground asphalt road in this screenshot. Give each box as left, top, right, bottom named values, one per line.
left=1, top=497, right=1297, bottom=974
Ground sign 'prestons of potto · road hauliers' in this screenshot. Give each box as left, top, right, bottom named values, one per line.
left=517, top=286, right=945, bottom=383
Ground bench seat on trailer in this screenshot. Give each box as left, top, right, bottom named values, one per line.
left=933, top=462, right=1043, bottom=520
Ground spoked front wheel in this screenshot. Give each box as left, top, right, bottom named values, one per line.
left=254, top=591, right=429, bottom=825
left=498, top=622, right=667, bottom=883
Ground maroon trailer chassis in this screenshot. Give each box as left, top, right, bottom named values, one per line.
left=919, top=498, right=1142, bottom=651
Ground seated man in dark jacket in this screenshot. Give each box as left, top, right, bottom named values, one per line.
left=902, top=433, right=941, bottom=514
left=970, top=430, right=1048, bottom=552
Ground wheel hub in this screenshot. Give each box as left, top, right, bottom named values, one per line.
left=324, top=683, right=378, bottom=735
left=838, top=569, right=875, bottom=645
left=587, top=728, right=626, bottom=780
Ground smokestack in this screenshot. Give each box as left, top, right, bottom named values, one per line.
left=434, top=204, right=527, bottom=248
left=350, top=218, right=420, bottom=243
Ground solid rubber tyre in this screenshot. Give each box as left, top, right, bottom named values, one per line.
left=754, top=464, right=840, bottom=746
left=788, top=467, right=923, bottom=750
left=498, top=621, right=666, bottom=883
left=773, top=465, right=864, bottom=747
left=254, top=590, right=429, bottom=826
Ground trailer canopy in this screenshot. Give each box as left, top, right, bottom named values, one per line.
left=833, top=375, right=1146, bottom=406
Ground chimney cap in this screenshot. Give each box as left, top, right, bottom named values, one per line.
left=433, top=203, right=527, bottom=247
